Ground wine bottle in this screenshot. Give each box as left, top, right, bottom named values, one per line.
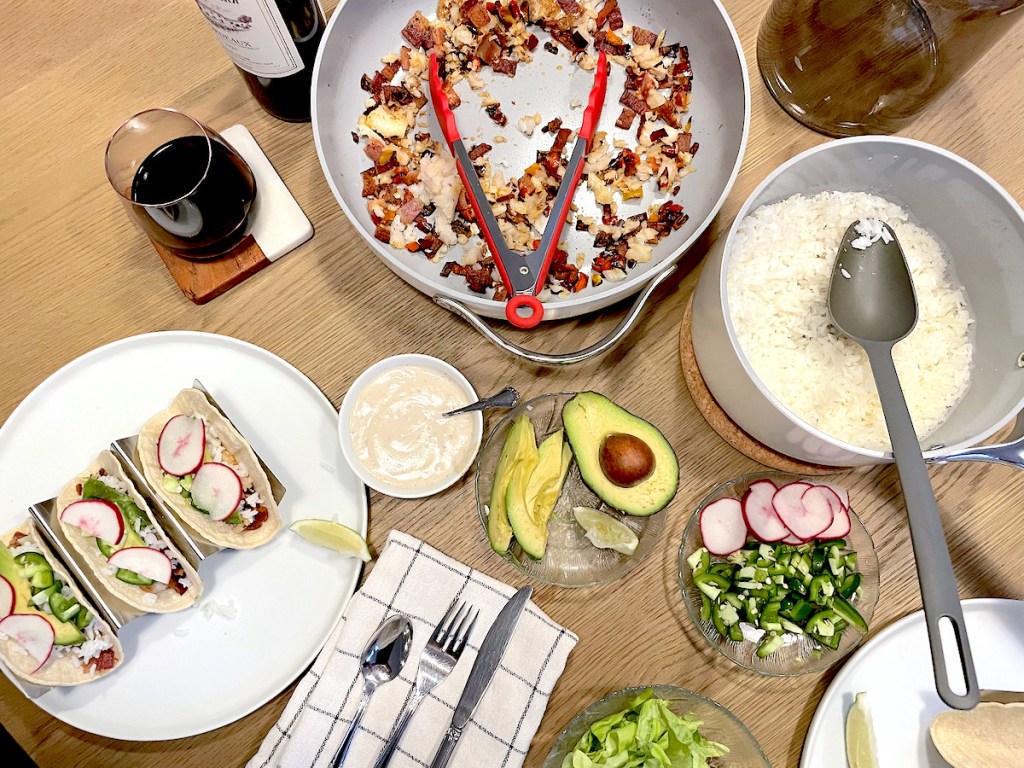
left=195, top=0, right=326, bottom=122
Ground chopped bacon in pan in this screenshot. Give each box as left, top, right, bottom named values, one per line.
left=615, top=107, right=636, bottom=129
left=477, top=36, right=502, bottom=64
left=619, top=89, right=647, bottom=115
left=595, top=0, right=618, bottom=29
left=461, top=0, right=493, bottom=29
left=546, top=26, right=589, bottom=53
left=543, top=40, right=559, bottom=54
left=556, top=0, right=584, bottom=17
left=541, top=118, right=563, bottom=134
left=401, top=11, right=433, bottom=49
left=468, top=142, right=493, bottom=160
left=399, top=46, right=412, bottom=70
left=398, top=198, right=425, bottom=224
left=371, top=61, right=400, bottom=94
left=607, top=5, right=624, bottom=29
left=360, top=170, right=379, bottom=198
left=594, top=30, right=630, bottom=56
left=485, top=102, right=508, bottom=126
left=492, top=57, right=518, bottom=76
left=631, top=26, right=658, bottom=46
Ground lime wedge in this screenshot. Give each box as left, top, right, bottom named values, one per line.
left=289, top=520, right=371, bottom=562
left=845, top=692, right=879, bottom=768
left=573, top=506, right=639, bottom=556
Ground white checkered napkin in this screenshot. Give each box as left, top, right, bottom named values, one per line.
left=248, top=530, right=578, bottom=768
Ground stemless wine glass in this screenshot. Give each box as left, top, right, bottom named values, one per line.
left=104, top=108, right=257, bottom=259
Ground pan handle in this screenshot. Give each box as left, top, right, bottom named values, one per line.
left=433, top=265, right=676, bottom=366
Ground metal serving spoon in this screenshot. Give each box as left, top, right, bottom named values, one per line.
left=331, top=615, right=414, bottom=767
left=828, top=219, right=979, bottom=710
left=442, top=386, right=519, bottom=418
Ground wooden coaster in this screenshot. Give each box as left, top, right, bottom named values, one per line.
left=147, top=125, right=313, bottom=305
left=152, top=236, right=270, bottom=305
left=679, top=294, right=841, bottom=475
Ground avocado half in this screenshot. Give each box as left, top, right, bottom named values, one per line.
left=562, top=392, right=678, bottom=516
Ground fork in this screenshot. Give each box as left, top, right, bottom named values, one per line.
left=371, top=599, right=478, bottom=768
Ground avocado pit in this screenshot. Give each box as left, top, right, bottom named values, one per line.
left=599, top=433, right=655, bottom=487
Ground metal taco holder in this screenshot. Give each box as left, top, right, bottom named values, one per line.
left=15, top=379, right=286, bottom=697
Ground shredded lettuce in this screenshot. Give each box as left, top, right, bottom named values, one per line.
left=562, top=689, right=729, bottom=768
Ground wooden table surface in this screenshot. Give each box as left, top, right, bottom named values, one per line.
left=2, top=2, right=1023, bottom=766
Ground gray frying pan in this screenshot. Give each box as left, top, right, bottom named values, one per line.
left=312, top=0, right=749, bottom=363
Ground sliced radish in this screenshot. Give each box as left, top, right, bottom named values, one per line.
left=780, top=532, right=809, bottom=545
left=816, top=501, right=852, bottom=539
left=0, top=576, right=14, bottom=619
left=0, top=614, right=54, bottom=672
left=800, top=485, right=843, bottom=539
left=699, top=497, right=747, bottom=556
left=819, top=482, right=850, bottom=512
left=773, top=481, right=833, bottom=540
left=741, top=480, right=790, bottom=543
left=60, top=499, right=124, bottom=545
left=107, top=547, right=172, bottom=584
left=158, top=415, right=206, bottom=476
left=190, top=462, right=243, bottom=521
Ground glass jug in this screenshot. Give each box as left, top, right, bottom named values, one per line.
left=758, top=0, right=1024, bottom=136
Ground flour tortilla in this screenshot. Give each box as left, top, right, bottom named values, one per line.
left=930, top=702, right=1024, bottom=767
left=0, top=524, right=125, bottom=686
left=56, top=450, right=203, bottom=613
left=137, top=388, right=280, bottom=549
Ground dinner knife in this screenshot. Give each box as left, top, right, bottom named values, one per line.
left=427, top=586, right=533, bottom=768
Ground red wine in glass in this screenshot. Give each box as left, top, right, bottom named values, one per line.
left=106, top=109, right=256, bottom=259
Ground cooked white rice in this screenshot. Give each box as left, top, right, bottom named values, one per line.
left=727, top=191, right=974, bottom=451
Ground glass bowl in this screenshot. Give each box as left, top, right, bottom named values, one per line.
left=678, top=471, right=880, bottom=676
left=475, top=393, right=665, bottom=588
left=542, top=685, right=770, bottom=767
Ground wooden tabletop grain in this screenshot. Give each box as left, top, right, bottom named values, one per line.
left=2, top=2, right=1023, bottom=766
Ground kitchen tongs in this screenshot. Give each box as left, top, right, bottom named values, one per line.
left=428, top=51, right=608, bottom=329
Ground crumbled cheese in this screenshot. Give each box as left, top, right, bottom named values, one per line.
left=96, top=473, right=131, bottom=495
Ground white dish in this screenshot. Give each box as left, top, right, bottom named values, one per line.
left=337, top=354, right=482, bottom=498
left=0, top=332, right=368, bottom=741
left=802, top=598, right=1024, bottom=767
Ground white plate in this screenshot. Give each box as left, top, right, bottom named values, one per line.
left=0, top=332, right=368, bottom=741
left=802, top=598, right=1024, bottom=767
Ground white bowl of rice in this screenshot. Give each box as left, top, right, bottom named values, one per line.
left=691, top=136, right=1024, bottom=466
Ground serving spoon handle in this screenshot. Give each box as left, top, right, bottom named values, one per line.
left=864, top=341, right=979, bottom=710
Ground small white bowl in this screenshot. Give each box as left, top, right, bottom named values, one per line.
left=338, top=354, right=483, bottom=498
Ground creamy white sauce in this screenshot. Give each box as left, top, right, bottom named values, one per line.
left=349, top=365, right=475, bottom=490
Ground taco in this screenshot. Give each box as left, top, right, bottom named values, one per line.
left=930, top=701, right=1024, bottom=767
left=0, top=524, right=124, bottom=686
left=137, top=388, right=281, bottom=549
left=56, top=450, right=203, bottom=613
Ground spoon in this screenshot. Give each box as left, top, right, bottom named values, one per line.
left=828, top=219, right=978, bottom=710
left=331, top=615, right=413, bottom=767
left=442, top=386, right=519, bottom=418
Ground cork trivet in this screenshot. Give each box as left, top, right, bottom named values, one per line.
left=679, top=294, right=843, bottom=475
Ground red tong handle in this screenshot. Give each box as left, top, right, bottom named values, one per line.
left=428, top=53, right=459, bottom=150
left=579, top=51, right=608, bottom=150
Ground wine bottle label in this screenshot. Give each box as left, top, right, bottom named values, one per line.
left=195, top=0, right=303, bottom=78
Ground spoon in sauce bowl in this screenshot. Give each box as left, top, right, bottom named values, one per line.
left=828, top=218, right=978, bottom=710
left=442, top=386, right=519, bottom=418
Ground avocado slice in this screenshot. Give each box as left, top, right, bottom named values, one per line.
left=503, top=428, right=540, bottom=556
left=487, top=415, right=536, bottom=554
left=0, top=541, right=86, bottom=646
left=509, top=431, right=572, bottom=560
left=562, top=392, right=678, bottom=516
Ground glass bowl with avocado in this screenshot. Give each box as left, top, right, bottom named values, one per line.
left=542, top=685, right=770, bottom=768
left=678, top=471, right=880, bottom=676
left=475, top=392, right=678, bottom=588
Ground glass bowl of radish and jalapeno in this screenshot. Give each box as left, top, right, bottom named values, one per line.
left=678, top=472, right=879, bottom=676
